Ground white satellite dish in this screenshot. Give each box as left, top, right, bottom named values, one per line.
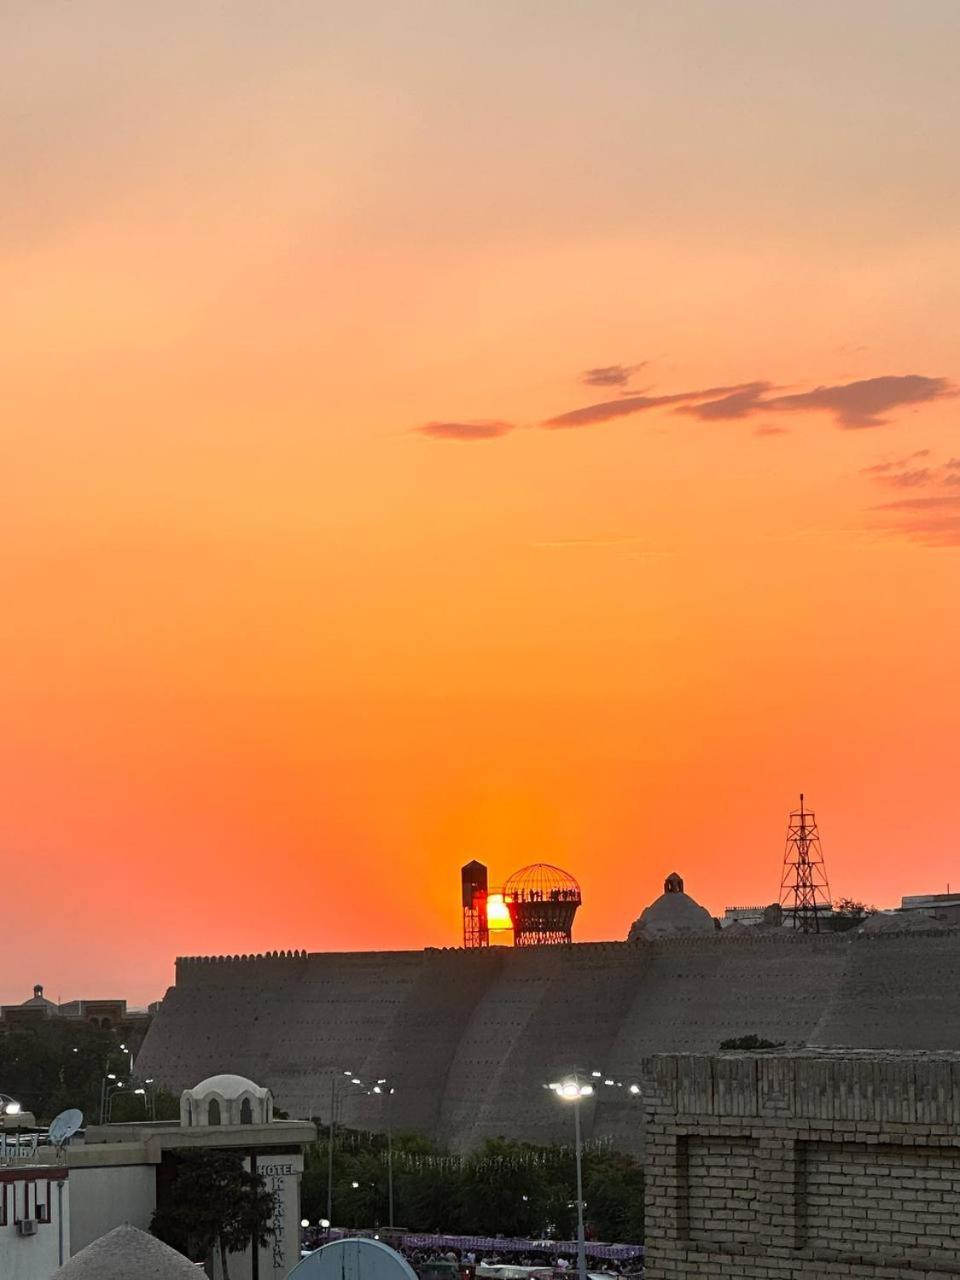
left=288, top=1238, right=419, bottom=1280
left=48, top=1108, right=83, bottom=1153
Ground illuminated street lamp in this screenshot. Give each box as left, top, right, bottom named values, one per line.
left=547, top=1074, right=594, bottom=1280
left=546, top=1072, right=641, bottom=1280
left=99, top=1074, right=118, bottom=1124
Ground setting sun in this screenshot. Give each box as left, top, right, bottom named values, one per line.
left=486, top=893, right=512, bottom=932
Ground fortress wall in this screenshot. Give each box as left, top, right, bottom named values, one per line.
left=438, top=943, right=644, bottom=1150
left=809, top=927, right=960, bottom=1048
left=137, top=930, right=960, bottom=1155
left=343, top=948, right=507, bottom=1137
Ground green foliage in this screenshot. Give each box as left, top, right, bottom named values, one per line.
left=151, top=1150, right=274, bottom=1279
left=302, top=1129, right=643, bottom=1242
left=832, top=897, right=876, bottom=931
left=719, top=1035, right=785, bottom=1051
left=0, top=1019, right=170, bottom=1125
left=0, top=1020, right=122, bottom=1122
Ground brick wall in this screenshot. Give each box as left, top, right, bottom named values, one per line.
left=643, top=1050, right=960, bottom=1279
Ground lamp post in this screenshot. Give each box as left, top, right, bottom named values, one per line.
left=372, top=1080, right=396, bottom=1229
left=99, top=1074, right=117, bottom=1125
left=104, top=1082, right=127, bottom=1122
left=547, top=1072, right=642, bottom=1280
left=326, top=1071, right=356, bottom=1227
left=325, top=1071, right=397, bottom=1229
left=547, top=1075, right=593, bottom=1280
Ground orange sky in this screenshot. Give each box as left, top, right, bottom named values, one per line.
left=3, top=2, right=960, bottom=1005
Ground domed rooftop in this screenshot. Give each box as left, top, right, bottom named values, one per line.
left=189, top=1073, right=268, bottom=1100
left=503, top=862, right=581, bottom=901
left=628, top=871, right=716, bottom=940
left=52, top=1225, right=198, bottom=1280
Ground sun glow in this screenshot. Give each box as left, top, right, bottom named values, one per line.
left=486, top=893, right=512, bottom=932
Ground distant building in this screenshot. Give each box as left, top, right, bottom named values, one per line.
left=0, top=1073, right=314, bottom=1280
left=628, top=872, right=717, bottom=939
left=0, top=986, right=154, bottom=1050
left=901, top=891, right=960, bottom=922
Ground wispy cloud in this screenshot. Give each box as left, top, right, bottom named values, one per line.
left=862, top=449, right=931, bottom=475
left=754, top=424, right=790, bottom=437
left=581, top=363, right=646, bottom=388
left=542, top=382, right=756, bottom=429
left=872, top=468, right=932, bottom=489
left=680, top=376, right=955, bottom=429
left=419, top=372, right=954, bottom=443
left=870, top=490, right=960, bottom=546
left=416, top=420, right=514, bottom=441
left=765, top=375, right=954, bottom=429
left=675, top=382, right=771, bottom=420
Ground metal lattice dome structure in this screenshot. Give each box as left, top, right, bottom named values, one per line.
left=503, top=862, right=581, bottom=946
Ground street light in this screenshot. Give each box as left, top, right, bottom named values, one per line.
left=99, top=1074, right=118, bottom=1124
left=325, top=1071, right=397, bottom=1230
left=546, top=1071, right=642, bottom=1280
left=371, top=1080, right=397, bottom=1229
left=547, top=1074, right=593, bottom=1280
left=105, top=1082, right=127, bottom=1122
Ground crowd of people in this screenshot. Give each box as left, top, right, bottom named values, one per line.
left=299, top=1229, right=642, bottom=1278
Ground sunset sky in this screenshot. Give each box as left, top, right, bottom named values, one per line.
left=3, top=1, right=960, bottom=1005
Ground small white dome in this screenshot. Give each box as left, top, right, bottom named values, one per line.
left=181, top=1073, right=273, bottom=1126
left=190, top=1073, right=268, bottom=1100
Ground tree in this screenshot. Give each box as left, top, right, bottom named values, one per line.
left=151, top=1150, right=274, bottom=1280
left=832, top=897, right=876, bottom=931
left=719, top=1035, right=784, bottom=1051
left=300, top=1128, right=644, bottom=1242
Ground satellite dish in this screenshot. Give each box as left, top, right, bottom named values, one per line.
left=289, top=1238, right=418, bottom=1280
left=48, top=1108, right=83, bottom=1153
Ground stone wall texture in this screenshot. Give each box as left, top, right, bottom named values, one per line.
left=135, top=928, right=960, bottom=1153
left=643, top=1049, right=960, bottom=1279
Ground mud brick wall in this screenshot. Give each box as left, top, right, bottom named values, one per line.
left=643, top=1050, right=960, bottom=1279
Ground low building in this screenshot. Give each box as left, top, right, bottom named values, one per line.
left=0, top=986, right=153, bottom=1044
left=643, top=1047, right=960, bottom=1279
left=0, top=1162, right=69, bottom=1280
left=0, top=1073, right=315, bottom=1280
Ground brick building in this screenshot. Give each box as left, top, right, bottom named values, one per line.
left=643, top=1048, right=960, bottom=1278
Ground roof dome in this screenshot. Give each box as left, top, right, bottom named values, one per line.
left=52, top=1225, right=198, bottom=1280
left=628, top=872, right=715, bottom=940
left=181, top=1073, right=273, bottom=1126
left=189, top=1073, right=268, bottom=1100
left=503, top=863, right=581, bottom=900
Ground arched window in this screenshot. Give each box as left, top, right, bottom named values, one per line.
left=208, top=1098, right=221, bottom=1126
left=240, top=1097, right=253, bottom=1125
left=186, top=1099, right=193, bottom=1126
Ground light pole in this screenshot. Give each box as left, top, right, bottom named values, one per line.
left=99, top=1074, right=117, bottom=1124
left=104, top=1082, right=127, bottom=1122
left=372, top=1080, right=396, bottom=1229
left=326, top=1071, right=356, bottom=1227
left=547, top=1075, right=593, bottom=1280
left=547, top=1071, right=642, bottom=1280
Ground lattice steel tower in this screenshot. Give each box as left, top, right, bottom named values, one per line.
left=779, top=794, right=831, bottom=932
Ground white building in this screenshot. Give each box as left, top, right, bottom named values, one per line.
left=0, top=1074, right=315, bottom=1280
left=0, top=1164, right=69, bottom=1280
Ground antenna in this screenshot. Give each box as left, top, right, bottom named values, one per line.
left=779, top=794, right=831, bottom=932
left=48, top=1109, right=83, bottom=1155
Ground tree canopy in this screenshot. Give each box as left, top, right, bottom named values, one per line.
left=151, top=1150, right=274, bottom=1279
left=302, top=1130, right=644, bottom=1242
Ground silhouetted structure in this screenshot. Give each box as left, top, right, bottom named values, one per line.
left=461, top=860, right=489, bottom=948
left=503, top=862, right=581, bottom=946
left=779, top=794, right=831, bottom=932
